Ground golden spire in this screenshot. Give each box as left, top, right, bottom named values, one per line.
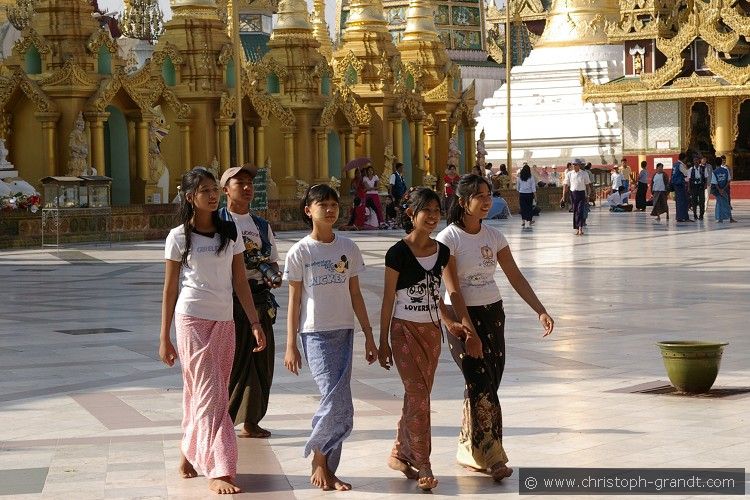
left=345, top=0, right=389, bottom=33
left=401, top=0, right=439, bottom=43
left=537, top=0, right=620, bottom=47
left=121, top=0, right=165, bottom=41
left=170, top=0, right=220, bottom=18
left=273, top=0, right=312, bottom=33
left=6, top=0, right=36, bottom=30
left=311, top=0, right=333, bottom=59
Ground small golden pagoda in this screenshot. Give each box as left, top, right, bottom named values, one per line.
left=583, top=0, right=750, bottom=184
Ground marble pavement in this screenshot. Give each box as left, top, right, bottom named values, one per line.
left=0, top=203, right=748, bottom=499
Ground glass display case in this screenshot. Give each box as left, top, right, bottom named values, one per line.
left=79, top=176, right=112, bottom=208
left=40, top=176, right=112, bottom=247
left=41, top=176, right=83, bottom=208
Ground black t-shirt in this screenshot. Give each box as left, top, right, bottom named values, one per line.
left=385, top=239, right=450, bottom=323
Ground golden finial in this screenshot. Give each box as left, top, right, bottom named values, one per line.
left=402, top=0, right=439, bottom=43
left=121, top=0, right=165, bottom=41
left=273, top=0, right=313, bottom=33
left=311, top=0, right=333, bottom=59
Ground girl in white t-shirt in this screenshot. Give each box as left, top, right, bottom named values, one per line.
left=363, top=165, right=384, bottom=224
left=436, top=173, right=554, bottom=483
left=378, top=188, right=480, bottom=491
left=283, top=184, right=378, bottom=492
left=159, top=168, right=266, bottom=495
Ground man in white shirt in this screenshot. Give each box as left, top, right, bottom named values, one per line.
left=220, top=165, right=281, bottom=439
left=561, top=158, right=591, bottom=235
left=611, top=166, right=624, bottom=194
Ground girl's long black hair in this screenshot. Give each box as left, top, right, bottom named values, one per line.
left=178, top=167, right=233, bottom=267
left=300, top=183, right=340, bottom=227
left=446, top=174, right=492, bottom=228
left=519, top=164, right=532, bottom=182
left=401, top=187, right=441, bottom=234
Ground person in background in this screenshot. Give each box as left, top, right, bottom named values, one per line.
left=672, top=152, right=691, bottom=222
left=620, top=158, right=632, bottom=203
left=516, top=164, right=536, bottom=229
left=650, top=162, right=670, bottom=223
left=443, top=164, right=460, bottom=214
left=389, top=163, right=408, bottom=205
left=635, top=161, right=649, bottom=211
left=363, top=165, right=384, bottom=224
left=711, top=160, right=737, bottom=223
left=561, top=158, right=591, bottom=235
left=689, top=156, right=708, bottom=221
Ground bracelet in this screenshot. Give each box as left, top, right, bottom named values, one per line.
left=251, top=321, right=262, bottom=328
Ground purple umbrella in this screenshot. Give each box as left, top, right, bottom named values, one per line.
left=345, top=157, right=372, bottom=172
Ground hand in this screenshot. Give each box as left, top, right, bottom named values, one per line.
left=159, top=339, right=178, bottom=367
left=378, top=341, right=393, bottom=370
left=251, top=323, right=266, bottom=352
left=464, top=333, right=484, bottom=359
left=365, top=337, right=378, bottom=365
left=284, top=345, right=302, bottom=375
left=445, top=319, right=469, bottom=339
left=539, top=312, right=554, bottom=337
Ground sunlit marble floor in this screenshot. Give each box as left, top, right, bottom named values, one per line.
left=0, top=202, right=748, bottom=499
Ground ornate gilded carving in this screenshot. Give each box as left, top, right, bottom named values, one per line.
left=219, top=92, right=236, bottom=119
left=698, top=7, right=740, bottom=54
left=39, top=59, right=99, bottom=89
left=319, top=85, right=371, bottom=128
left=704, top=50, right=750, bottom=86
left=217, top=44, right=234, bottom=67
left=87, top=28, right=119, bottom=56
left=161, top=88, right=192, bottom=119
left=333, top=50, right=365, bottom=80
left=655, top=11, right=698, bottom=58
left=12, top=27, right=52, bottom=57
left=151, top=42, right=185, bottom=66
left=721, top=4, right=750, bottom=36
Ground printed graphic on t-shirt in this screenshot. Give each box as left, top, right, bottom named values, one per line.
left=307, top=254, right=350, bottom=286
left=240, top=229, right=263, bottom=270
left=480, top=245, right=496, bottom=267
left=402, top=277, right=440, bottom=312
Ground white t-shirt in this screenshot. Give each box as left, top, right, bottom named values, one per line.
left=165, top=225, right=244, bottom=321
left=228, top=211, right=279, bottom=281
left=436, top=224, right=508, bottom=306
left=283, top=234, right=365, bottom=333
left=652, top=172, right=667, bottom=192
left=363, top=175, right=378, bottom=193
left=564, top=169, right=591, bottom=191
left=611, top=172, right=623, bottom=190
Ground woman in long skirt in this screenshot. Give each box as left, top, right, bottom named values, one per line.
left=516, top=164, right=536, bottom=228
left=711, top=164, right=735, bottom=223
left=437, top=174, right=554, bottom=482
left=650, top=163, right=670, bottom=222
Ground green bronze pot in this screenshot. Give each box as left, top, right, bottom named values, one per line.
left=656, top=341, right=728, bottom=394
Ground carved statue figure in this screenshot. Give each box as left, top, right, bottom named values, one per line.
left=447, top=135, right=461, bottom=169
left=329, top=176, right=341, bottom=194
left=380, top=142, right=396, bottom=193
left=0, top=138, right=13, bottom=170
left=633, top=53, right=643, bottom=75
left=476, top=128, right=487, bottom=167
left=66, top=112, right=89, bottom=177
left=148, top=106, right=171, bottom=203
left=295, top=179, right=310, bottom=200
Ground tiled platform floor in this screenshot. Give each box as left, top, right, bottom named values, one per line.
left=1, top=203, right=749, bottom=499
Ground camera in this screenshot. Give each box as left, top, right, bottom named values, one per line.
left=257, top=261, right=283, bottom=287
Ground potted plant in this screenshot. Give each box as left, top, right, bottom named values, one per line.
left=656, top=341, right=728, bottom=394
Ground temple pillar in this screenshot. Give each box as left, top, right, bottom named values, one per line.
left=284, top=128, right=296, bottom=178
left=37, top=113, right=60, bottom=177
left=216, top=118, right=233, bottom=172
left=346, top=130, right=356, bottom=163
left=714, top=96, right=734, bottom=170
left=85, top=112, right=109, bottom=174
left=365, top=128, right=372, bottom=158
left=176, top=120, right=191, bottom=171
left=466, top=123, right=476, bottom=171
left=255, top=122, right=267, bottom=167
left=427, top=127, right=437, bottom=175
left=437, top=113, right=449, bottom=172
left=393, top=117, right=404, bottom=163
left=136, top=119, right=150, bottom=183
left=315, top=127, right=329, bottom=181
left=247, top=125, right=255, bottom=165
left=415, top=121, right=424, bottom=172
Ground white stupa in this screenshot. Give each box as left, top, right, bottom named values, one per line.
left=476, top=0, right=623, bottom=167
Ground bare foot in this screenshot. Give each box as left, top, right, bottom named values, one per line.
left=417, top=470, right=438, bottom=491
left=178, top=453, right=197, bottom=479
left=310, top=451, right=332, bottom=490
left=238, top=424, right=271, bottom=438
left=209, top=476, right=241, bottom=494
left=490, top=464, right=514, bottom=482
left=327, top=471, right=352, bottom=491
left=461, top=464, right=486, bottom=474
left=387, top=456, right=419, bottom=480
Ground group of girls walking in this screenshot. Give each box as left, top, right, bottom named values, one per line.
left=160, top=167, right=554, bottom=495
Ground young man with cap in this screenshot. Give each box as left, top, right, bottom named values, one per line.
left=220, top=164, right=281, bottom=439
left=561, top=158, right=591, bottom=235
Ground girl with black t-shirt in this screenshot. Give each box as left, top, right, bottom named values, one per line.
left=378, top=188, right=481, bottom=491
